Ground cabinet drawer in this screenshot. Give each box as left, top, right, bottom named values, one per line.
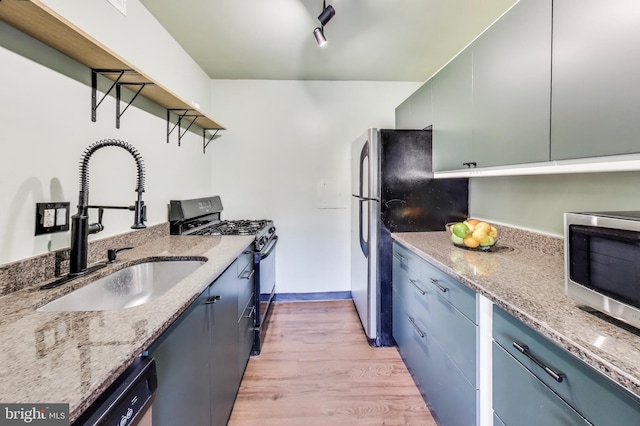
left=417, top=328, right=476, bottom=426
left=393, top=242, right=422, bottom=275
left=493, top=341, right=590, bottom=426
left=421, top=259, right=476, bottom=323
left=394, top=287, right=476, bottom=426
left=237, top=273, right=254, bottom=317
left=393, top=288, right=430, bottom=381
left=493, top=305, right=640, bottom=426
left=400, top=276, right=477, bottom=387
left=237, top=249, right=254, bottom=278
left=392, top=251, right=421, bottom=306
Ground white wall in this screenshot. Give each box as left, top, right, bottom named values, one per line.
left=208, top=80, right=420, bottom=294
left=0, top=1, right=214, bottom=265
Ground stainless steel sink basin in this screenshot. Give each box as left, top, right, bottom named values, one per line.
left=37, top=260, right=205, bottom=312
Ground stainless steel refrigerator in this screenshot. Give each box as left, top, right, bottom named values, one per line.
left=350, top=128, right=469, bottom=346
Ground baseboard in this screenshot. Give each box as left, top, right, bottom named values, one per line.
left=274, top=291, right=352, bottom=302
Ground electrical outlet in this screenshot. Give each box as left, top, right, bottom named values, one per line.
left=35, top=202, right=70, bottom=236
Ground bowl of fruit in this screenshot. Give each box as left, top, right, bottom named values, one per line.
left=446, top=219, right=499, bottom=251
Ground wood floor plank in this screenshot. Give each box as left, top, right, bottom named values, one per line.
left=229, top=300, right=437, bottom=425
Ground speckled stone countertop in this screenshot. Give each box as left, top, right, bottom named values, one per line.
left=0, top=234, right=254, bottom=423
left=392, top=230, right=640, bottom=399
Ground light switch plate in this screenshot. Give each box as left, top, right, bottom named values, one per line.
left=35, top=202, right=70, bottom=235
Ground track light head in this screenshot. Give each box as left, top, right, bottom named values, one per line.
left=313, top=27, right=327, bottom=47
left=318, top=5, right=335, bottom=26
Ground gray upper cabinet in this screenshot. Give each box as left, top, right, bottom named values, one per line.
left=432, top=48, right=473, bottom=172
left=472, top=0, right=551, bottom=167
left=395, top=80, right=432, bottom=130
left=551, top=0, right=640, bottom=160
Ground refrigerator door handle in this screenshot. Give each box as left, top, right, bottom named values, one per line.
left=359, top=141, right=368, bottom=197
left=359, top=199, right=368, bottom=256
left=358, top=140, right=371, bottom=257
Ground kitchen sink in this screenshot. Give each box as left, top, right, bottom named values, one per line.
left=37, top=259, right=205, bottom=312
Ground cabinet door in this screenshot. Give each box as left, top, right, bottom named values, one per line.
left=396, top=81, right=433, bottom=130
left=493, top=342, right=591, bottom=426
left=472, top=0, right=551, bottom=167
left=551, top=0, right=640, bottom=160
left=432, top=48, right=473, bottom=171
left=150, top=290, right=211, bottom=426
left=210, top=263, right=241, bottom=426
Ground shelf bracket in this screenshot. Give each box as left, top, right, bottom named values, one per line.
left=115, top=81, right=154, bottom=129
left=91, top=69, right=137, bottom=123
left=167, top=109, right=202, bottom=146
left=202, top=129, right=222, bottom=154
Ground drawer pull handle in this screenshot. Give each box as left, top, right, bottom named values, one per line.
left=206, top=295, right=222, bottom=304
left=408, top=279, right=426, bottom=295
left=407, top=316, right=426, bottom=338
left=513, top=341, right=566, bottom=383
left=393, top=253, right=407, bottom=264
left=240, top=269, right=255, bottom=280
left=244, top=305, right=256, bottom=318
left=430, top=278, right=448, bottom=293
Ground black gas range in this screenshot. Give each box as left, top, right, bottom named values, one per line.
left=168, top=196, right=277, bottom=355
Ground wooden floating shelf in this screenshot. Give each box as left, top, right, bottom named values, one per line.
left=0, top=0, right=225, bottom=130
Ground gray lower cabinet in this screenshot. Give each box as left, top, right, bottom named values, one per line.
left=395, top=80, right=432, bottom=130
left=210, top=265, right=241, bottom=426
left=493, top=305, right=640, bottom=426
left=148, top=287, right=211, bottom=426
left=149, top=249, right=256, bottom=426
left=392, top=242, right=477, bottom=425
left=551, top=0, right=640, bottom=160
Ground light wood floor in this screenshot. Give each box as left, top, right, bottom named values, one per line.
left=228, top=300, right=437, bottom=425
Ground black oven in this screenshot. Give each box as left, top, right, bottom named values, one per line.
left=253, top=234, right=277, bottom=355
left=168, top=196, right=277, bottom=355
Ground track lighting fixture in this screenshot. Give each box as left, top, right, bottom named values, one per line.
left=313, top=27, right=327, bottom=47
left=313, top=1, right=335, bottom=47
left=318, top=4, right=335, bottom=26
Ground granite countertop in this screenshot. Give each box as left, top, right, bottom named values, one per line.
left=0, top=234, right=254, bottom=423
left=392, top=230, right=640, bottom=399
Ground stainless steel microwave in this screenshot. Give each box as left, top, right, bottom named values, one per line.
left=565, top=211, right=640, bottom=329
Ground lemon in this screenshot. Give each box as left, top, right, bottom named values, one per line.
left=472, top=229, right=490, bottom=244
left=480, top=236, right=495, bottom=247
left=452, top=222, right=470, bottom=238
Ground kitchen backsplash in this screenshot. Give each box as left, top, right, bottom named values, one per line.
left=0, top=223, right=168, bottom=296
left=496, top=224, right=563, bottom=257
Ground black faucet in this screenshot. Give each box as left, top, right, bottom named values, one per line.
left=68, top=139, right=146, bottom=277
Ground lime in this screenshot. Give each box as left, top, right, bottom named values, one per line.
left=451, top=233, right=464, bottom=245
left=452, top=222, right=470, bottom=238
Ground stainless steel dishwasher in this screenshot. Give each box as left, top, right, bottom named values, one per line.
left=72, top=356, right=157, bottom=426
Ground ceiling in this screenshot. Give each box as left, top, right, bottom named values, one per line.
left=139, top=0, right=517, bottom=82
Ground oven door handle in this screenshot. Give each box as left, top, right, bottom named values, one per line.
left=259, top=236, right=279, bottom=260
